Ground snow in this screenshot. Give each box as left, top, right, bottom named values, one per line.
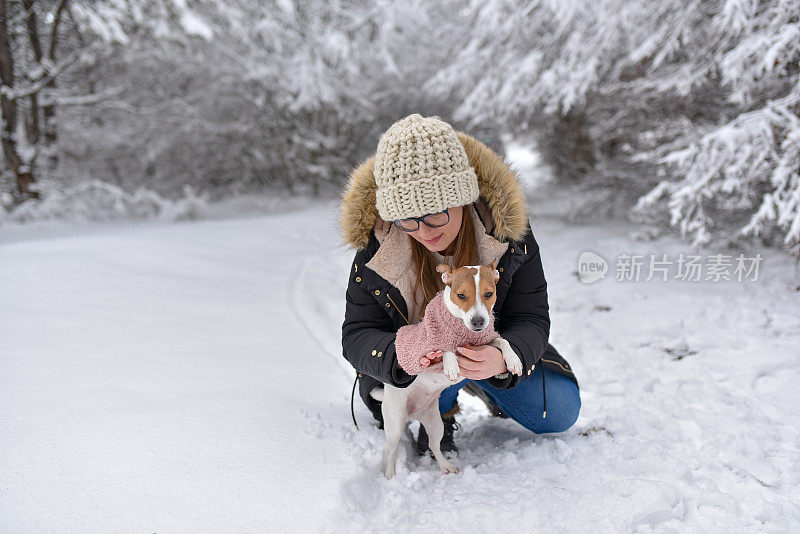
left=504, top=139, right=554, bottom=192
left=2, top=191, right=799, bottom=531
left=172, top=0, right=214, bottom=40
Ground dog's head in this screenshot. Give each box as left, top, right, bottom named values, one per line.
left=437, top=258, right=500, bottom=332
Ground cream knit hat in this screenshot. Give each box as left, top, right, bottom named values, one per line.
left=373, top=114, right=480, bottom=221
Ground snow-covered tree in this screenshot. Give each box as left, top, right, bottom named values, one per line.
left=6, top=0, right=797, bottom=258
left=0, top=0, right=215, bottom=204
left=0, top=0, right=73, bottom=199
left=633, top=0, right=800, bottom=253
left=426, top=0, right=800, bottom=254
left=51, top=0, right=463, bottom=199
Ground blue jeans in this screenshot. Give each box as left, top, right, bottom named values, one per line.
left=438, top=365, right=581, bottom=434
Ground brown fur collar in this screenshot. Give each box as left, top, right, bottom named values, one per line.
left=338, top=131, right=529, bottom=250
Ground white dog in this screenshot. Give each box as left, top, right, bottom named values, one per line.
left=370, top=259, right=523, bottom=478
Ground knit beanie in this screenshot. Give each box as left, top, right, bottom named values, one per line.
left=373, top=114, right=480, bottom=222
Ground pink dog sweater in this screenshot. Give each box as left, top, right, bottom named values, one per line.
left=395, top=291, right=498, bottom=375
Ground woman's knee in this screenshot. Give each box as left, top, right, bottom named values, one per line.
left=539, top=379, right=581, bottom=433
left=509, top=374, right=580, bottom=434
left=475, top=372, right=581, bottom=434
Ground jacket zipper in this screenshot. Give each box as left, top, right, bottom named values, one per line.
left=386, top=292, right=409, bottom=325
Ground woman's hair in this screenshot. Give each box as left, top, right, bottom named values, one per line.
left=410, top=205, right=478, bottom=317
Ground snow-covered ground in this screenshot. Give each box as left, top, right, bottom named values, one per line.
left=2, top=191, right=799, bottom=532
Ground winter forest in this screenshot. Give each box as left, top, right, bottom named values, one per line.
left=1, top=0, right=799, bottom=253
left=2, top=1, right=800, bottom=532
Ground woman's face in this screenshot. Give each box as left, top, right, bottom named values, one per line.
left=406, top=205, right=463, bottom=253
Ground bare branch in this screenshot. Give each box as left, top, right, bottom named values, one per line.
left=0, top=46, right=84, bottom=100
left=23, top=0, right=43, bottom=62
left=48, top=0, right=68, bottom=61
left=8, top=1, right=35, bottom=26
left=38, top=85, right=125, bottom=107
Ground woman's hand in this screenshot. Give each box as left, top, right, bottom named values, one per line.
left=420, top=345, right=508, bottom=379
left=455, top=344, right=508, bottom=380
left=420, top=350, right=443, bottom=369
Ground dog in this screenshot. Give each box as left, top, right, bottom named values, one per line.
left=370, top=258, right=523, bottom=478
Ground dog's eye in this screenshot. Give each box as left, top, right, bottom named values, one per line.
left=484, top=292, right=494, bottom=298
left=457, top=293, right=467, bottom=300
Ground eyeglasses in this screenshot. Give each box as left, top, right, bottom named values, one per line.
left=393, top=209, right=450, bottom=232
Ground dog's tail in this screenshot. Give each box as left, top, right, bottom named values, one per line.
left=369, top=386, right=384, bottom=402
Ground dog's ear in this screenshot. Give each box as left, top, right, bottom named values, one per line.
left=490, top=257, right=500, bottom=282
left=436, top=264, right=452, bottom=285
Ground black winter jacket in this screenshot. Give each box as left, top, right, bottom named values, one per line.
left=341, top=205, right=577, bottom=392
left=338, top=131, right=578, bottom=417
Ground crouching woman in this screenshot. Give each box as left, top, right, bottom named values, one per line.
left=339, top=114, right=580, bottom=453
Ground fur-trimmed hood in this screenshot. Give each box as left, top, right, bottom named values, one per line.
left=338, top=131, right=529, bottom=250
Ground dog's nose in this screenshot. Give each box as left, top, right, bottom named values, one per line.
left=471, top=316, right=485, bottom=330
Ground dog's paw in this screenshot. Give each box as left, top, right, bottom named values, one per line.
left=504, top=355, right=524, bottom=376
left=440, top=462, right=459, bottom=475
left=491, top=338, right=524, bottom=377
left=383, top=459, right=396, bottom=479
left=444, top=363, right=460, bottom=382
left=442, top=352, right=461, bottom=382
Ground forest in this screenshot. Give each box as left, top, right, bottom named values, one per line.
left=1, top=0, right=798, bottom=254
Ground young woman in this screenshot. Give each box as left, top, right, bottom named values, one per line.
left=339, top=114, right=580, bottom=454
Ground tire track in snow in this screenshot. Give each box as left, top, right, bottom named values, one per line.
left=290, top=255, right=355, bottom=381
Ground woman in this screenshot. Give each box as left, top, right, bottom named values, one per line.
left=339, top=114, right=580, bottom=454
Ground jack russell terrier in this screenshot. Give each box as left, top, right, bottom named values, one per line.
left=370, top=259, right=523, bottom=478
